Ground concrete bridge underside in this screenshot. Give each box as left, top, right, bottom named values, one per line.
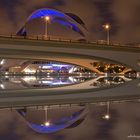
left=0, top=37, right=140, bottom=72
left=0, top=79, right=139, bottom=108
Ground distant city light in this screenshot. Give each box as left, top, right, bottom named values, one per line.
left=0, top=59, right=5, bottom=65
left=0, top=84, right=5, bottom=89
left=23, top=68, right=36, bottom=74
left=5, top=72, right=9, bottom=75
left=22, top=77, right=36, bottom=82
left=42, top=66, right=52, bottom=69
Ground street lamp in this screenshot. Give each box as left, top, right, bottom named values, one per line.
left=103, top=101, right=110, bottom=120
left=103, top=24, right=110, bottom=45
left=44, top=106, right=51, bottom=127
left=45, top=121, right=50, bottom=127
left=45, top=16, right=50, bottom=38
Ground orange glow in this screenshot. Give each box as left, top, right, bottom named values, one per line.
left=45, top=16, right=50, bottom=21
left=103, top=24, right=110, bottom=30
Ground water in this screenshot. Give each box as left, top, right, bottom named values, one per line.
left=0, top=101, right=140, bottom=140
left=0, top=74, right=139, bottom=137
left=0, top=61, right=139, bottom=137
left=0, top=75, right=134, bottom=90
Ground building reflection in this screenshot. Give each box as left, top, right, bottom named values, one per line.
left=17, top=105, right=87, bottom=133
left=0, top=75, right=133, bottom=90
left=0, top=76, right=92, bottom=90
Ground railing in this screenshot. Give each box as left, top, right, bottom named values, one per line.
left=0, top=34, right=87, bottom=43
left=0, top=33, right=139, bottom=48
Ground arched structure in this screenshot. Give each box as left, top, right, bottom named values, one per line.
left=17, top=8, right=87, bottom=37
left=17, top=106, right=86, bottom=133
left=65, top=13, right=87, bottom=30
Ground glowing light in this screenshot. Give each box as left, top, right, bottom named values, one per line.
left=137, top=72, right=140, bottom=78
left=22, top=77, right=36, bottom=81
left=0, top=84, right=5, bottom=89
left=5, top=72, right=9, bottom=75
left=13, top=66, right=21, bottom=69
left=103, top=114, right=110, bottom=120
left=104, top=24, right=110, bottom=30
left=12, top=81, right=22, bottom=84
left=5, top=75, right=9, bottom=78
left=105, top=73, right=108, bottom=77
left=23, top=68, right=36, bottom=74
left=45, top=16, right=50, bottom=21
left=52, top=64, right=70, bottom=67
left=42, top=81, right=52, bottom=84
left=44, top=122, right=50, bottom=127
left=42, top=66, right=52, bottom=69
left=0, top=59, right=5, bottom=65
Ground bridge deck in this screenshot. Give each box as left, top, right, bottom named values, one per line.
left=0, top=35, right=140, bottom=53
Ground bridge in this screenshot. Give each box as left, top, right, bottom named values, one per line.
left=0, top=78, right=139, bottom=108
left=0, top=35, right=140, bottom=73
left=0, top=35, right=139, bottom=108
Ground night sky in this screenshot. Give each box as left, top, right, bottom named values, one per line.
left=0, top=0, right=140, bottom=43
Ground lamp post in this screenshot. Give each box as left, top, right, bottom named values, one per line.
left=103, top=24, right=110, bottom=45
left=103, top=101, right=110, bottom=120
left=44, top=106, right=50, bottom=127
left=45, top=16, right=50, bottom=38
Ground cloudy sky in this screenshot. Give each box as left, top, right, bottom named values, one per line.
left=0, top=0, right=140, bottom=43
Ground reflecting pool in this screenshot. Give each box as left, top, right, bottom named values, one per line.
left=0, top=75, right=135, bottom=90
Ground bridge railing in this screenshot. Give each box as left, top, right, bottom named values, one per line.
left=0, top=34, right=79, bottom=42
left=0, top=33, right=139, bottom=48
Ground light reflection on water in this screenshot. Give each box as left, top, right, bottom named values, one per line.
left=0, top=75, right=138, bottom=135
left=0, top=101, right=140, bottom=137
left=0, top=75, right=135, bottom=90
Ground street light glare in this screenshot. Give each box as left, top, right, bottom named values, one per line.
left=105, top=24, right=110, bottom=30
left=103, top=24, right=111, bottom=45
left=45, top=122, right=50, bottom=126
left=103, top=114, right=110, bottom=120
left=45, top=16, right=50, bottom=21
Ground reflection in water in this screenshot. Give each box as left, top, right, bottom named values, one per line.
left=102, top=102, right=110, bottom=120
left=0, top=101, right=140, bottom=138
left=0, top=76, right=92, bottom=90
left=90, top=76, right=127, bottom=88
left=0, top=75, right=133, bottom=90
left=16, top=100, right=140, bottom=134
left=17, top=105, right=87, bottom=133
